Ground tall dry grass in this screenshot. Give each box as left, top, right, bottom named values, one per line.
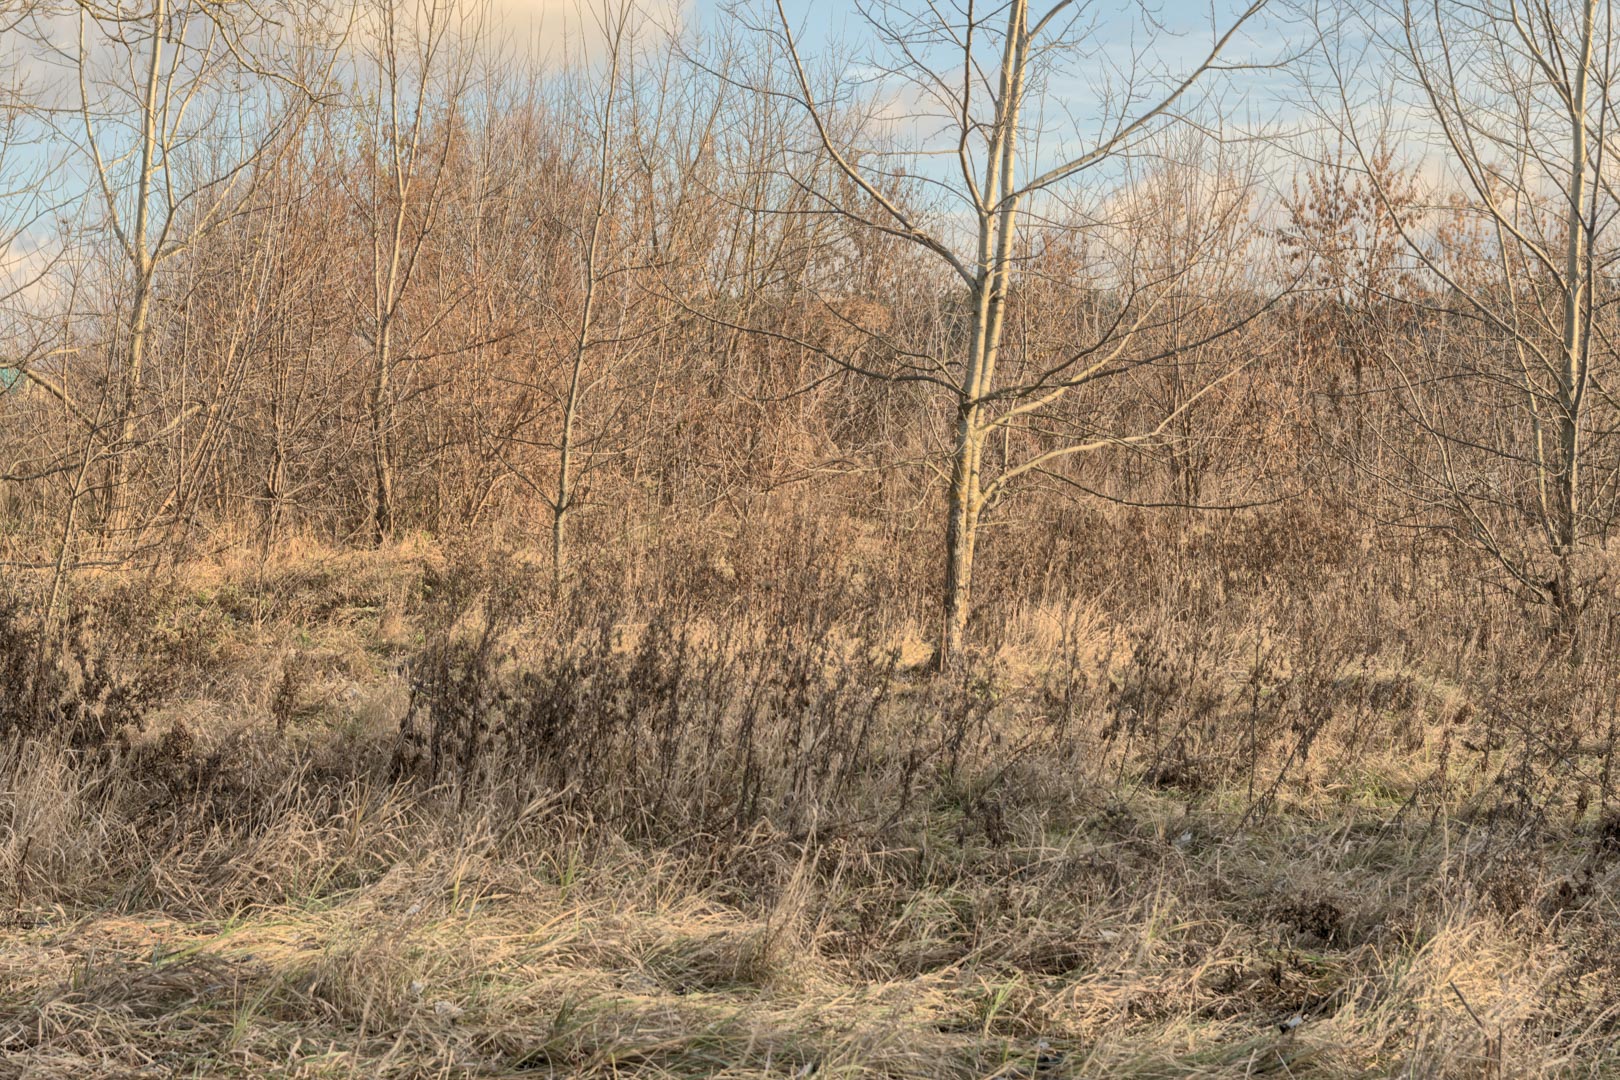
left=3, top=507, right=1620, bottom=1076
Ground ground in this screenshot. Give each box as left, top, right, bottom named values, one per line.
left=2, top=543, right=1618, bottom=1077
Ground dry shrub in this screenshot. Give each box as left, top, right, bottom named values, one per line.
left=0, top=592, right=161, bottom=751
left=394, top=563, right=914, bottom=838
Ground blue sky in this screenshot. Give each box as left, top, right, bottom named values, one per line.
left=677, top=0, right=1311, bottom=135
left=0, top=0, right=1332, bottom=302
left=666, top=0, right=1312, bottom=200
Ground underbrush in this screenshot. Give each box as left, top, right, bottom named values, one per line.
left=3, top=523, right=1620, bottom=1076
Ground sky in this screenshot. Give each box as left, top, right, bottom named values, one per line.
left=0, top=0, right=1359, bottom=310
left=696, top=0, right=1314, bottom=146
left=666, top=0, right=1315, bottom=198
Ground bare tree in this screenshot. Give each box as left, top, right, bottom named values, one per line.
left=1323, top=0, right=1620, bottom=632
left=752, top=0, right=1271, bottom=662
left=344, top=0, right=476, bottom=543
left=547, top=0, right=636, bottom=587
left=1277, top=140, right=1422, bottom=500
left=0, top=0, right=337, bottom=616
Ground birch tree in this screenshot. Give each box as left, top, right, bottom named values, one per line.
left=757, top=0, right=1270, bottom=663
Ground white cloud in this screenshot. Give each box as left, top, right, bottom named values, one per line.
left=477, top=0, right=689, bottom=65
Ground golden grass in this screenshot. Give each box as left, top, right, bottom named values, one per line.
left=5, top=752, right=1618, bottom=1078
left=4, top=545, right=1620, bottom=1078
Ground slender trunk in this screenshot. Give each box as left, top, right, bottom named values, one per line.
left=48, top=424, right=101, bottom=633
left=554, top=29, right=624, bottom=590
left=370, top=179, right=407, bottom=545
left=107, top=0, right=165, bottom=537
left=938, top=0, right=1026, bottom=666
left=1555, top=0, right=1595, bottom=626
left=108, top=283, right=152, bottom=533
left=552, top=339, right=584, bottom=587
left=370, top=317, right=395, bottom=543
left=553, top=238, right=599, bottom=589
left=369, top=12, right=424, bottom=547
left=942, top=414, right=983, bottom=661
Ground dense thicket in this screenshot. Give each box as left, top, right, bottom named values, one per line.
left=1, top=0, right=1617, bottom=654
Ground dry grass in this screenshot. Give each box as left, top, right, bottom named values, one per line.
left=6, top=772, right=1617, bottom=1078
left=4, top=533, right=1620, bottom=1078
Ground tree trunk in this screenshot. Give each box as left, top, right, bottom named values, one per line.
left=553, top=248, right=595, bottom=591
left=937, top=0, right=1026, bottom=666
left=941, top=413, right=983, bottom=663
left=552, top=383, right=577, bottom=590
left=105, top=0, right=165, bottom=539
left=552, top=15, right=624, bottom=591
left=370, top=323, right=394, bottom=544
left=1553, top=0, right=1595, bottom=634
